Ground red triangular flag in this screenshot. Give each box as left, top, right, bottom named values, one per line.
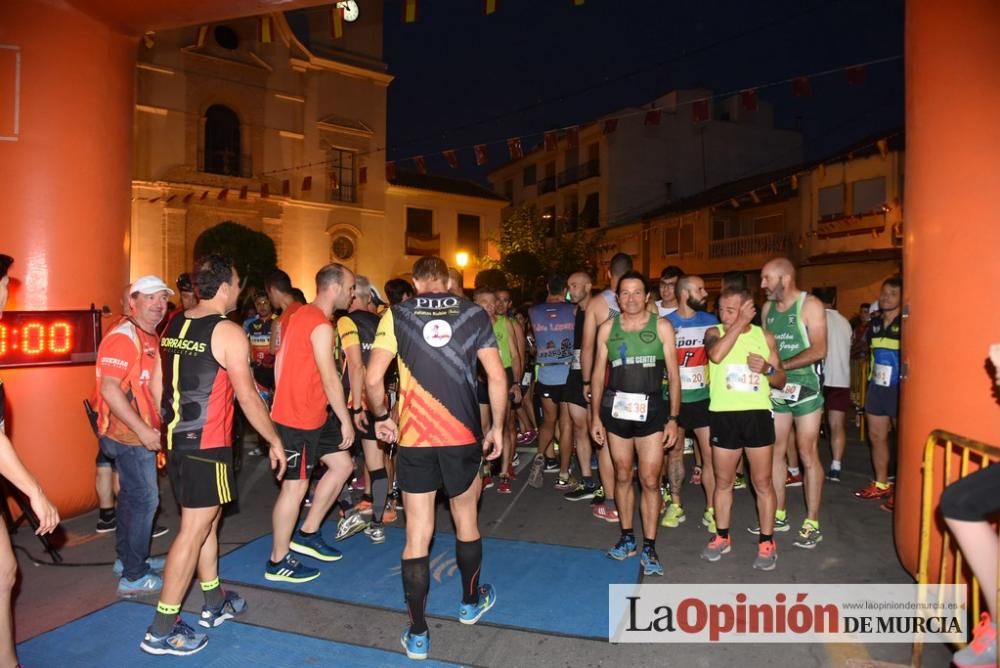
left=644, top=109, right=662, bottom=127
left=403, top=0, right=418, bottom=23
left=217, top=189, right=229, bottom=200
left=331, top=7, right=344, bottom=39
left=507, top=138, right=523, bottom=160
left=603, top=118, right=618, bottom=135
left=260, top=183, right=269, bottom=199
left=566, top=126, right=579, bottom=149
left=414, top=155, right=427, bottom=174
left=740, top=89, right=758, bottom=112
left=165, top=194, right=176, bottom=203
left=386, top=161, right=396, bottom=181
left=200, top=191, right=209, bottom=200
left=846, top=66, right=866, bottom=86
left=183, top=192, right=193, bottom=204
left=792, top=77, right=811, bottom=97
left=544, top=131, right=558, bottom=152
left=282, top=179, right=290, bottom=196
left=239, top=186, right=248, bottom=200
left=443, top=150, right=458, bottom=169
left=301, top=176, right=312, bottom=191
left=692, top=99, right=710, bottom=123
left=359, top=166, right=368, bottom=185
left=483, top=0, right=498, bottom=15
left=474, top=144, right=488, bottom=166
left=148, top=196, right=161, bottom=204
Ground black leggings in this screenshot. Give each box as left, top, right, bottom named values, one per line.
left=939, top=465, right=1000, bottom=522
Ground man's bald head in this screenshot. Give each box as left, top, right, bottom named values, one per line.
left=761, top=257, right=798, bottom=302
left=567, top=271, right=593, bottom=305
left=763, top=257, right=796, bottom=279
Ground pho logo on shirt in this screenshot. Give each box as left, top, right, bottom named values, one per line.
left=423, top=319, right=453, bottom=348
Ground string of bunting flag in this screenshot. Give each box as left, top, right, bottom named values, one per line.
left=257, top=53, right=901, bottom=184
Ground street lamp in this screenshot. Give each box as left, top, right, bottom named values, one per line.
left=455, top=251, right=469, bottom=269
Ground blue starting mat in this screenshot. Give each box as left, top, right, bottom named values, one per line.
left=219, top=526, right=638, bottom=639
left=16, top=600, right=461, bottom=667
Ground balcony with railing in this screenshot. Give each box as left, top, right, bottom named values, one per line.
left=198, top=149, right=253, bottom=179
left=709, top=232, right=788, bottom=259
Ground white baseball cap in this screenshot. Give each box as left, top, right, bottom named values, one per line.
left=130, top=275, right=175, bottom=296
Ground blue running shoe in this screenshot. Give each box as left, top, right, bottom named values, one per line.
left=113, top=556, right=166, bottom=577
left=400, top=627, right=429, bottom=660
left=290, top=530, right=343, bottom=562
left=117, top=572, right=162, bottom=598
left=607, top=534, right=637, bottom=561
left=199, top=590, right=248, bottom=628
left=264, top=553, right=320, bottom=583
left=140, top=619, right=208, bottom=656
left=641, top=546, right=664, bottom=576
left=458, top=584, right=497, bottom=625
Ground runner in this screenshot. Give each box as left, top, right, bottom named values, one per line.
left=563, top=271, right=599, bottom=501
left=815, top=288, right=852, bottom=482
left=581, top=253, right=633, bottom=522
left=699, top=287, right=785, bottom=571
left=267, top=264, right=357, bottom=581
left=854, top=277, right=902, bottom=504
left=496, top=288, right=535, bottom=459
left=590, top=271, right=680, bottom=576
left=143, top=254, right=286, bottom=656
left=664, top=275, right=720, bottom=532
left=526, top=275, right=577, bottom=490
left=654, top=266, right=683, bottom=317
left=265, top=269, right=300, bottom=356
left=365, top=256, right=504, bottom=661
left=759, top=258, right=828, bottom=549
left=338, top=276, right=394, bottom=542
left=92, top=275, right=170, bottom=597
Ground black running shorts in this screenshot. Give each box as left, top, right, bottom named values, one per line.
left=679, top=398, right=711, bottom=431
left=396, top=443, right=482, bottom=497
left=709, top=410, right=775, bottom=450
left=598, top=390, right=668, bottom=439
left=562, top=370, right=588, bottom=408
left=939, top=465, right=1000, bottom=522
left=276, top=412, right=346, bottom=481
left=168, top=447, right=236, bottom=508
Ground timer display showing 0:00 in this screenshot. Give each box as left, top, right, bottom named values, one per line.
left=0, top=322, right=73, bottom=355
left=0, top=310, right=100, bottom=369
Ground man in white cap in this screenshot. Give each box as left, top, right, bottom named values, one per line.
left=92, top=275, right=172, bottom=597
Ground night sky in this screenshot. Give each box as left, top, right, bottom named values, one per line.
left=382, top=0, right=904, bottom=184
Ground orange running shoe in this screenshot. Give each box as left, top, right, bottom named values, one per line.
left=854, top=481, right=893, bottom=499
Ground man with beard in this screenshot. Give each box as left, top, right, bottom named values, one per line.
left=663, top=275, right=720, bottom=532
left=562, top=271, right=599, bottom=501
left=758, top=258, right=828, bottom=549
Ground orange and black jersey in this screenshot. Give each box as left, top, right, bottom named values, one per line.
left=373, top=293, right=496, bottom=447
left=160, top=314, right=234, bottom=451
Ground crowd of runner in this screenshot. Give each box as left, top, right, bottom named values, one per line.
left=80, top=249, right=908, bottom=659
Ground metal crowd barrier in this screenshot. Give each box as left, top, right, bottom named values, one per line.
left=912, top=429, right=999, bottom=668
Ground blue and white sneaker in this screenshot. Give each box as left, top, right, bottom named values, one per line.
left=400, top=627, right=429, bottom=660
left=607, top=534, right=637, bottom=561
left=113, top=556, right=166, bottom=577
left=458, top=584, right=497, bottom=625
left=117, top=572, right=163, bottom=598
left=335, top=512, right=369, bottom=541
left=290, top=530, right=343, bottom=562
left=640, top=546, right=664, bottom=576
left=264, top=553, right=320, bottom=583
left=199, top=590, right=248, bottom=628
left=140, top=619, right=208, bottom=656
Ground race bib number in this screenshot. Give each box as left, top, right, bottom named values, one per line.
left=571, top=349, right=582, bottom=370
left=680, top=365, right=706, bottom=390
left=611, top=391, right=648, bottom=422
left=770, top=383, right=802, bottom=402
left=873, top=363, right=893, bottom=387
left=521, top=371, right=532, bottom=386
left=725, top=364, right=762, bottom=393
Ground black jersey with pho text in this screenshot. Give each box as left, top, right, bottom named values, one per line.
left=373, top=293, right=496, bottom=447
left=336, top=310, right=380, bottom=396
left=160, top=314, right=234, bottom=451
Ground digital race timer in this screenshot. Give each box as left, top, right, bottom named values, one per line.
left=0, top=310, right=101, bottom=369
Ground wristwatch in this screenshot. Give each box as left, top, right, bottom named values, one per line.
left=373, top=413, right=390, bottom=422
left=667, top=415, right=679, bottom=422
left=765, top=364, right=776, bottom=376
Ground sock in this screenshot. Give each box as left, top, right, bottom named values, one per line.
left=620, top=528, right=634, bottom=540
left=200, top=577, right=224, bottom=608
left=99, top=507, right=116, bottom=521
left=456, top=539, right=483, bottom=605
left=583, top=476, right=594, bottom=487
left=875, top=480, right=891, bottom=490
left=606, top=498, right=617, bottom=510
left=152, top=602, right=181, bottom=636
left=643, top=538, right=655, bottom=550
left=788, top=467, right=800, bottom=477
left=803, top=518, right=820, bottom=531
left=759, top=533, right=774, bottom=544
left=337, top=484, right=353, bottom=512
left=775, top=509, right=787, bottom=522
left=717, top=528, right=730, bottom=539
left=298, top=528, right=317, bottom=538
left=361, top=493, right=373, bottom=503
left=370, top=468, right=389, bottom=523
left=401, top=557, right=430, bottom=635
left=831, top=460, right=842, bottom=471
left=707, top=506, right=715, bottom=515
